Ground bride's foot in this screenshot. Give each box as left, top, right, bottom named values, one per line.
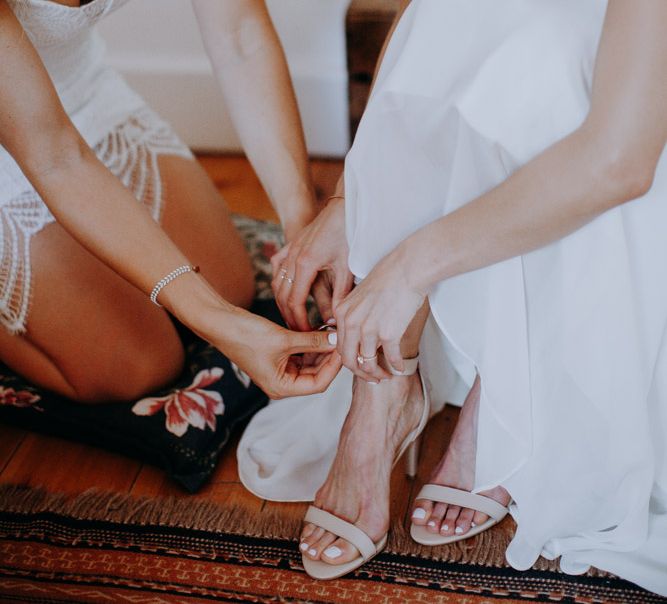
left=300, top=371, right=425, bottom=565
left=411, top=377, right=510, bottom=537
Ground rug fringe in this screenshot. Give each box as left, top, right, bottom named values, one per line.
left=0, top=484, right=300, bottom=540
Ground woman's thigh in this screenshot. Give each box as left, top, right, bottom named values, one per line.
left=0, top=154, right=256, bottom=402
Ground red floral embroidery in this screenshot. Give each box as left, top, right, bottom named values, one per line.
left=132, top=368, right=225, bottom=437
left=0, top=386, right=40, bottom=408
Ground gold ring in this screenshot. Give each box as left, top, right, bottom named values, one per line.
left=357, top=353, right=378, bottom=365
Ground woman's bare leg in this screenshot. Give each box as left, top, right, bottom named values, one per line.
left=410, top=377, right=510, bottom=535
left=0, top=155, right=255, bottom=403
left=299, top=302, right=430, bottom=564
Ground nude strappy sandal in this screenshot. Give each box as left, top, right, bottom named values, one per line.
left=301, top=354, right=429, bottom=580
left=410, top=484, right=509, bottom=545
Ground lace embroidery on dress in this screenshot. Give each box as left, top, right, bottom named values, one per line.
left=0, top=107, right=192, bottom=335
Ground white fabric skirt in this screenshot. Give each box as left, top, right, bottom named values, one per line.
left=239, top=0, right=667, bottom=595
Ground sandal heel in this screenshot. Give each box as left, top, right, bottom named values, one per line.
left=405, top=436, right=421, bottom=478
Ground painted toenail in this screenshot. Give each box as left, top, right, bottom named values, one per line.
left=412, top=508, right=426, bottom=520
left=471, top=522, right=477, bottom=527
left=455, top=526, right=463, bottom=534
left=427, top=520, right=436, bottom=527
left=300, top=542, right=309, bottom=551
left=323, top=546, right=342, bottom=559
left=442, top=524, right=449, bottom=531
left=308, top=549, right=317, bottom=556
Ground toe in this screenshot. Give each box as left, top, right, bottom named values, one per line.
left=300, top=522, right=317, bottom=542
left=321, top=537, right=360, bottom=565
left=440, top=505, right=461, bottom=536
left=455, top=507, right=475, bottom=535
left=427, top=502, right=448, bottom=533
left=411, top=499, right=433, bottom=526
left=301, top=527, right=325, bottom=559
left=308, top=531, right=338, bottom=561
left=472, top=510, right=490, bottom=527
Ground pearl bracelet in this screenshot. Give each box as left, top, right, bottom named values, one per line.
left=150, top=264, right=200, bottom=307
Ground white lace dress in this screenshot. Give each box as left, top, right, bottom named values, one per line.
left=238, top=0, right=667, bottom=595
left=0, top=0, right=192, bottom=334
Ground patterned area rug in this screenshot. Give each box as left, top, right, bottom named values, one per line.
left=1, top=485, right=664, bottom=603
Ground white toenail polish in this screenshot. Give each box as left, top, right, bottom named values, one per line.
left=324, top=546, right=342, bottom=559
left=427, top=520, right=436, bottom=527
left=308, top=549, right=317, bottom=556
left=328, top=333, right=337, bottom=345
left=442, top=524, right=449, bottom=531
left=412, top=508, right=426, bottom=520
left=455, top=526, right=463, bottom=534
left=300, top=542, right=309, bottom=551
left=471, top=522, right=477, bottom=527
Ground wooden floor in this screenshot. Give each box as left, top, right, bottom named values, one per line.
left=0, top=154, right=459, bottom=542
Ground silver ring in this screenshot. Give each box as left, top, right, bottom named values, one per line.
left=357, top=353, right=378, bottom=366
left=280, top=273, right=295, bottom=284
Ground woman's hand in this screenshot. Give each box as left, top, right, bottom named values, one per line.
left=271, top=197, right=354, bottom=331
left=334, top=242, right=426, bottom=382
left=210, top=307, right=342, bottom=399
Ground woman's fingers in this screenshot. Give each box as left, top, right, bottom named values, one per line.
left=287, top=262, right=317, bottom=332
left=270, top=245, right=290, bottom=297
left=338, top=314, right=361, bottom=375
left=287, top=328, right=338, bottom=355
left=285, top=348, right=342, bottom=396
left=311, top=275, right=334, bottom=323
left=265, top=328, right=342, bottom=398
left=337, top=312, right=378, bottom=380
left=358, top=333, right=390, bottom=382
left=274, top=246, right=319, bottom=331
left=270, top=243, right=289, bottom=273
left=274, top=259, right=299, bottom=329
left=381, top=338, right=404, bottom=374
left=331, top=267, right=354, bottom=314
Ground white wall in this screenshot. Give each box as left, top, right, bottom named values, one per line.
left=99, top=0, right=351, bottom=157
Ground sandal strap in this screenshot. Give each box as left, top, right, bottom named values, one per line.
left=379, top=354, right=419, bottom=376
left=416, top=484, right=508, bottom=520
left=304, top=506, right=377, bottom=560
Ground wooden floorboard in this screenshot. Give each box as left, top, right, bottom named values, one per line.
left=0, top=154, right=459, bottom=544
left=0, top=425, right=25, bottom=476
left=1, top=432, right=141, bottom=494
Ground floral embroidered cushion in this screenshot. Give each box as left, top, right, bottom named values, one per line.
left=0, top=216, right=284, bottom=493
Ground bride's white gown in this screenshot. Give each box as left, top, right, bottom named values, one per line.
left=239, top=0, right=667, bottom=595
